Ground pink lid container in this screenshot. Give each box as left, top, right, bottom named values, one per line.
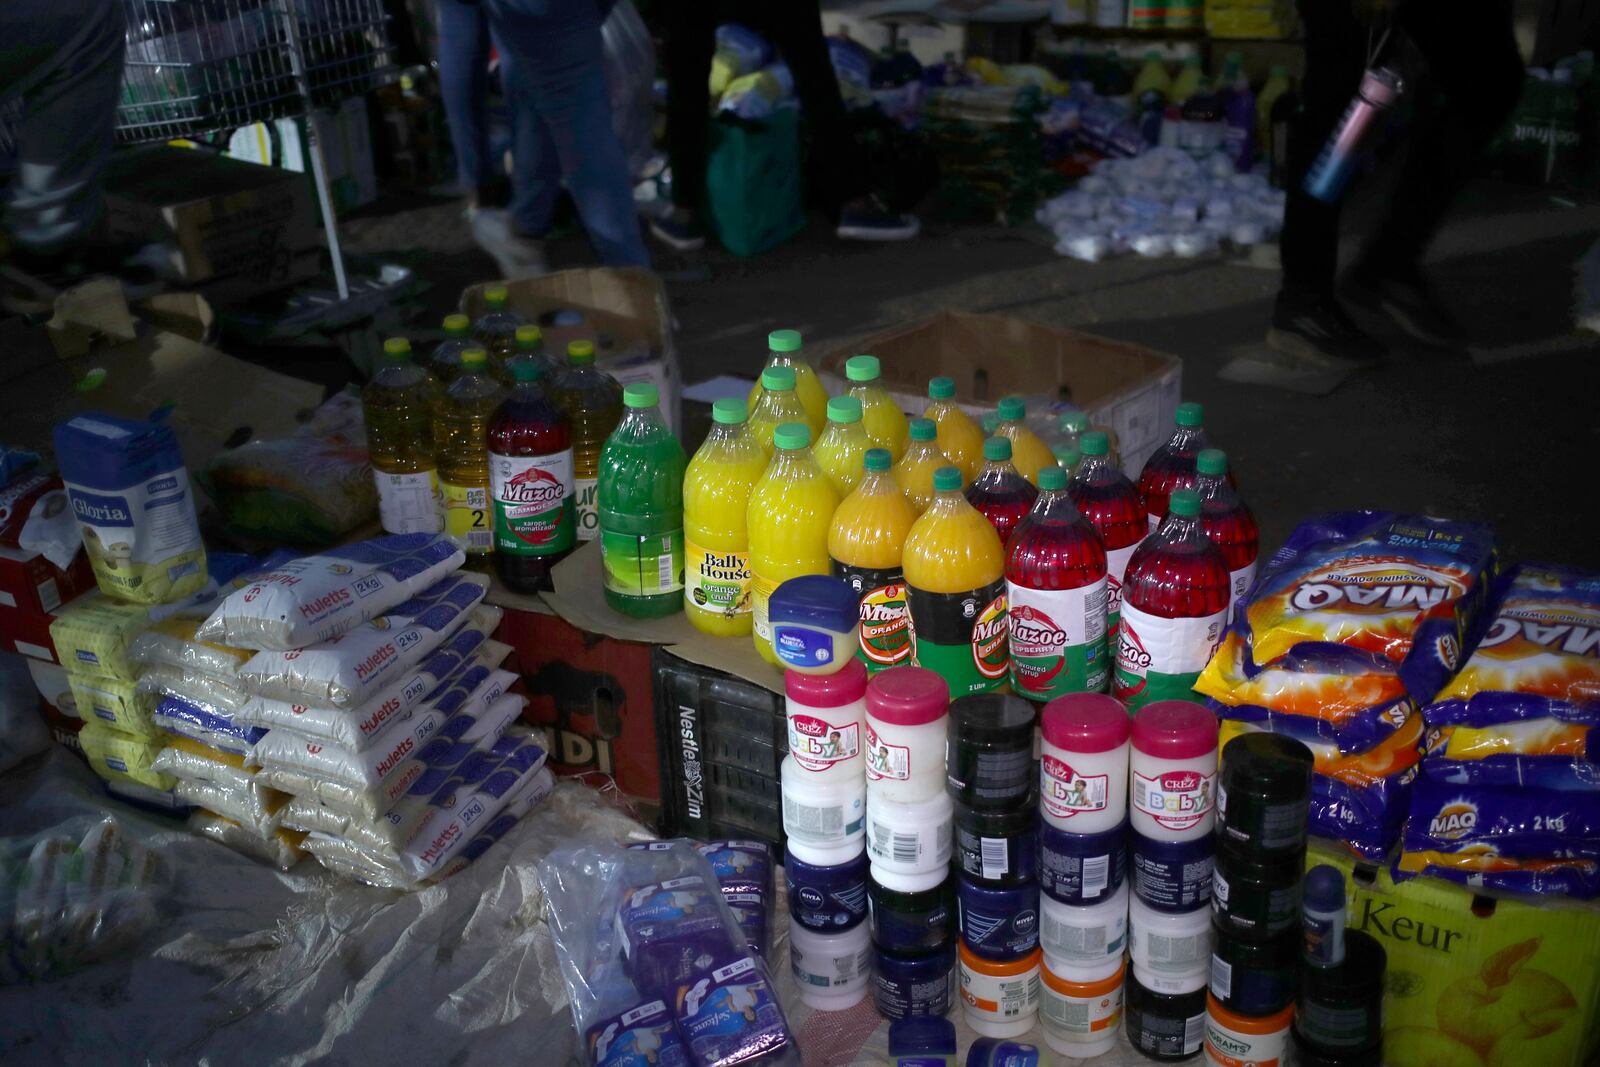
left=866, top=666, right=949, bottom=727
left=786, top=659, right=869, bottom=708
left=1041, top=694, right=1130, bottom=754
left=1131, top=701, right=1218, bottom=760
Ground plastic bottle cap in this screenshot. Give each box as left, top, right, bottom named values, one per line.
left=762, top=365, right=798, bottom=391
left=928, top=376, right=955, bottom=400
left=768, top=329, right=802, bottom=353
left=864, top=448, right=891, bottom=473
left=484, top=286, right=509, bottom=306
left=1037, top=466, right=1067, bottom=492
left=568, top=340, right=595, bottom=365
left=1175, top=402, right=1203, bottom=427
left=1196, top=449, right=1227, bottom=476
left=511, top=359, right=540, bottom=383
left=712, top=397, right=748, bottom=425
left=828, top=396, right=864, bottom=424
left=1304, top=865, right=1345, bottom=911
left=982, top=437, right=1012, bottom=462
left=624, top=383, right=658, bottom=408
left=515, top=324, right=542, bottom=346
left=998, top=396, right=1025, bottom=421
left=382, top=337, right=411, bottom=359
left=866, top=666, right=949, bottom=727
left=1052, top=447, right=1080, bottom=469
left=845, top=355, right=881, bottom=383
left=1041, top=693, right=1131, bottom=754
left=1168, top=489, right=1201, bottom=517
left=932, top=466, right=962, bottom=492
left=786, top=657, right=869, bottom=708
left=909, top=418, right=937, bottom=442
left=1131, top=701, right=1218, bottom=759
left=443, top=313, right=470, bottom=336
left=1080, top=431, right=1109, bottom=456
left=1061, top=411, right=1090, bottom=433
left=461, top=348, right=488, bottom=368
left=774, top=422, right=810, bottom=450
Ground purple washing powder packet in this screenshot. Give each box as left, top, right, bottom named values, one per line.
left=695, top=841, right=774, bottom=897
left=585, top=998, right=690, bottom=1067
left=1308, top=764, right=1419, bottom=861
left=616, top=877, right=737, bottom=1000
left=673, top=953, right=793, bottom=1067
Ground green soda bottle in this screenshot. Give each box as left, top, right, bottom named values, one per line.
left=597, top=383, right=688, bottom=618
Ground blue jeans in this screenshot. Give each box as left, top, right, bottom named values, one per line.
left=482, top=0, right=649, bottom=268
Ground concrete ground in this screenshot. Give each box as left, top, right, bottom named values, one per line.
left=338, top=177, right=1600, bottom=571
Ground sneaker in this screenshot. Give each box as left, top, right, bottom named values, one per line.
left=836, top=197, right=920, bottom=242
left=466, top=206, right=547, bottom=279
left=1345, top=262, right=1465, bottom=348
left=1266, top=290, right=1386, bottom=368
left=649, top=209, right=706, bottom=251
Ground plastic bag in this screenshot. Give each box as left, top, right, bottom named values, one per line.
left=67, top=671, right=159, bottom=738
left=203, top=437, right=376, bottom=547
left=138, top=661, right=252, bottom=717
left=150, top=695, right=266, bottom=755
left=50, top=596, right=155, bottom=681
left=129, top=617, right=253, bottom=677
left=705, top=108, right=806, bottom=258
left=173, top=778, right=287, bottom=838
left=187, top=812, right=305, bottom=871
left=601, top=0, right=656, bottom=179
left=78, top=720, right=173, bottom=792
left=0, top=471, right=79, bottom=570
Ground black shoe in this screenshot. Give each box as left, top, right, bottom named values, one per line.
left=649, top=209, right=706, bottom=251
left=1266, top=291, right=1386, bottom=368
left=836, top=196, right=920, bottom=241
left=1345, top=262, right=1465, bottom=348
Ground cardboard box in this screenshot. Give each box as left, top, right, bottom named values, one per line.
left=0, top=602, right=62, bottom=663
left=1311, top=838, right=1600, bottom=1067
left=460, top=268, right=682, bottom=435
left=820, top=310, right=1182, bottom=477
left=0, top=546, right=94, bottom=616
left=103, top=145, right=321, bottom=302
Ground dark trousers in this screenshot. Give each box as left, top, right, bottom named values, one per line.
left=1279, top=0, right=1524, bottom=295
left=662, top=1, right=866, bottom=214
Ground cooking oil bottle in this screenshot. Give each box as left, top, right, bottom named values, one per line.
left=363, top=337, right=443, bottom=534
left=472, top=286, right=526, bottom=362
left=435, top=347, right=506, bottom=569
left=552, top=339, right=623, bottom=542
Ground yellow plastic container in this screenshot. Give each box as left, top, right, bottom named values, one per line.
left=683, top=398, right=769, bottom=636
left=746, top=364, right=810, bottom=458
left=434, top=348, right=506, bottom=567
left=844, top=355, right=909, bottom=461
left=893, top=418, right=947, bottom=514
left=748, top=329, right=828, bottom=436
left=813, top=396, right=872, bottom=498
left=747, top=422, right=840, bottom=666
left=923, top=376, right=984, bottom=483
left=995, top=395, right=1056, bottom=487
left=829, top=448, right=917, bottom=672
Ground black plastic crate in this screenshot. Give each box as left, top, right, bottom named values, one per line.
left=654, top=647, right=786, bottom=852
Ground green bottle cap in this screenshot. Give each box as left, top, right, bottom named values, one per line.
left=845, top=355, right=881, bottom=383
left=774, top=422, right=810, bottom=450
left=1052, top=445, right=1081, bottom=469
left=1081, top=431, right=1110, bottom=456
left=515, top=324, right=542, bottom=348
left=928, top=376, right=955, bottom=400
left=998, top=396, right=1026, bottom=421
left=382, top=337, right=412, bottom=360
left=568, top=340, right=595, bottom=366
left=462, top=348, right=488, bottom=369
left=1060, top=411, right=1090, bottom=433
left=932, top=466, right=962, bottom=492
left=624, top=383, right=658, bottom=408
left=511, top=359, right=541, bottom=383
left=1037, top=465, right=1068, bottom=491
left=484, top=286, right=509, bottom=308
left=761, top=365, right=797, bottom=391
left=827, top=396, right=863, bottom=424
left=1169, top=488, right=1202, bottom=517
left=983, top=436, right=1012, bottom=462
left=768, top=329, right=802, bottom=353
left=1197, top=448, right=1227, bottom=476
left=1175, top=401, right=1203, bottom=427
left=864, top=448, right=891, bottom=473
left=712, top=398, right=747, bottom=425
left=443, top=313, right=470, bottom=337
left=908, top=417, right=937, bottom=442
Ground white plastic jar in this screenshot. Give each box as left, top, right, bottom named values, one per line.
left=1040, top=692, right=1130, bottom=834
left=1130, top=701, right=1219, bottom=843
left=785, top=659, right=869, bottom=782
left=869, top=863, right=947, bottom=896
left=1040, top=880, right=1129, bottom=967
left=1041, top=955, right=1127, bottom=1060
left=959, top=942, right=1041, bottom=1040
left=781, top=755, right=866, bottom=866
left=866, top=789, right=954, bottom=876
left=864, top=666, right=950, bottom=802
left=1129, top=894, right=1212, bottom=992
left=789, top=919, right=873, bottom=1012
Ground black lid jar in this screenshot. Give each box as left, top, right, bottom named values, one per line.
left=945, top=693, right=1035, bottom=810
left=954, top=797, right=1038, bottom=886
left=1295, top=929, right=1387, bottom=1056
left=868, top=869, right=956, bottom=957
left=1125, top=966, right=1208, bottom=1061
left=1212, top=850, right=1303, bottom=940
left=1217, top=733, right=1314, bottom=859
left=1209, top=921, right=1300, bottom=1016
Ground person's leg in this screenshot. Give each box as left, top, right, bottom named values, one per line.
left=494, top=31, right=563, bottom=239
left=650, top=0, right=716, bottom=249
left=435, top=0, right=499, bottom=203
left=486, top=0, right=649, bottom=269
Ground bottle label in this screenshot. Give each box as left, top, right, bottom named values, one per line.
left=1041, top=755, right=1110, bottom=820
left=906, top=579, right=1008, bottom=697
left=789, top=714, right=860, bottom=771
left=1104, top=541, right=1140, bottom=640
left=490, top=450, right=575, bottom=557
left=864, top=722, right=911, bottom=782
left=686, top=541, right=751, bottom=619
left=751, top=572, right=779, bottom=642
left=1007, top=578, right=1109, bottom=700
left=600, top=528, right=684, bottom=597
left=374, top=469, right=442, bottom=535
left=831, top=561, right=909, bottom=673
left=1112, top=602, right=1226, bottom=711
left=441, top=480, right=493, bottom=554
left=573, top=476, right=600, bottom=542
left=1228, top=560, right=1257, bottom=623
left=1133, top=767, right=1216, bottom=832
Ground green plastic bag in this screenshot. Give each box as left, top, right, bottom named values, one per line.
left=704, top=109, right=806, bottom=257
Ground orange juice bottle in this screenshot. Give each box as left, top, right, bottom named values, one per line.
left=995, top=395, right=1056, bottom=486
left=845, top=355, right=908, bottom=460
left=830, top=448, right=917, bottom=673
left=902, top=466, right=1009, bottom=696
left=813, top=396, right=871, bottom=498
left=893, top=418, right=946, bottom=514
left=747, top=422, right=840, bottom=665
left=923, top=376, right=983, bottom=483
left=747, top=329, right=828, bottom=435
left=746, top=365, right=809, bottom=458
left=683, top=398, right=768, bottom=636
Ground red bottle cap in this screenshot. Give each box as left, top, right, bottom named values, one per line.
left=785, top=659, right=869, bottom=708
left=1131, top=700, right=1218, bottom=759
left=1041, top=693, right=1130, bottom=753
left=866, top=667, right=949, bottom=727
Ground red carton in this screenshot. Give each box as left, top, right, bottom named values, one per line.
left=0, top=601, right=61, bottom=663
left=0, top=546, right=94, bottom=616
